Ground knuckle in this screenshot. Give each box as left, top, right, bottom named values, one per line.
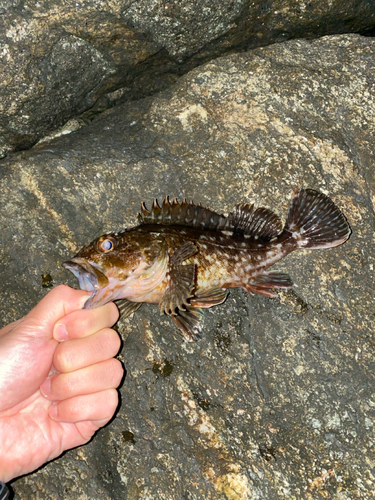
left=107, top=359, right=124, bottom=386
left=109, top=302, right=120, bottom=323
left=100, top=329, right=121, bottom=355
left=53, top=344, right=74, bottom=372
left=105, top=389, right=119, bottom=410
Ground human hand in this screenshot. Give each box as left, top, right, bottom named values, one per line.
left=0, top=285, right=122, bottom=482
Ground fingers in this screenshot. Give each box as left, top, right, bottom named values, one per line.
left=48, top=389, right=119, bottom=423
left=40, top=330, right=124, bottom=424
left=40, top=294, right=123, bottom=426
left=41, top=359, right=124, bottom=400
left=53, top=328, right=121, bottom=373
left=53, top=302, right=119, bottom=341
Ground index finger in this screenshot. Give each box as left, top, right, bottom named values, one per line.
left=53, top=302, right=119, bottom=341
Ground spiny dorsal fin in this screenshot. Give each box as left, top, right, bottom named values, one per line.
left=226, top=203, right=282, bottom=241
left=138, top=196, right=227, bottom=231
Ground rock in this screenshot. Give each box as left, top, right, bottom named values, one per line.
left=1, top=34, right=375, bottom=498
left=1, top=1, right=375, bottom=157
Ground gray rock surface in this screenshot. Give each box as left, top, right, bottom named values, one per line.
left=1, top=33, right=375, bottom=499
left=1, top=0, right=375, bottom=157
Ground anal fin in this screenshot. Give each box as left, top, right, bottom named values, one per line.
left=245, top=272, right=293, bottom=297
left=190, top=286, right=228, bottom=308
left=116, top=299, right=143, bottom=317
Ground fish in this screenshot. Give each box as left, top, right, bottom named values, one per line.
left=63, top=188, right=350, bottom=341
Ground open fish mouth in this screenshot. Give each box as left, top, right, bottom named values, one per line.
left=62, top=258, right=123, bottom=309
left=62, top=258, right=109, bottom=292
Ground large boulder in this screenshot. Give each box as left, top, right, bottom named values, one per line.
left=1, top=0, right=375, bottom=157
left=1, top=34, right=374, bottom=499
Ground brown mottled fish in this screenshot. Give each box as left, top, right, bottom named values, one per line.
left=63, top=189, right=350, bottom=341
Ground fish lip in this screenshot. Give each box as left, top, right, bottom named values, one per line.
left=63, top=258, right=121, bottom=309
left=62, top=258, right=100, bottom=292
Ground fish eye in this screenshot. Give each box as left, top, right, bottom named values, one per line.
left=98, top=237, right=116, bottom=253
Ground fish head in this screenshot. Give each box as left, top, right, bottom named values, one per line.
left=63, top=230, right=167, bottom=309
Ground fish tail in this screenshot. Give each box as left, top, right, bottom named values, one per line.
left=284, top=188, right=351, bottom=249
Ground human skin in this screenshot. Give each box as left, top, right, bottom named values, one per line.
left=0, top=285, right=123, bottom=482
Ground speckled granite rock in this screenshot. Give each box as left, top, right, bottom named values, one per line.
left=1, top=34, right=375, bottom=499
left=1, top=0, right=375, bottom=158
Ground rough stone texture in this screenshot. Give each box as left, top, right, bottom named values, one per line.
left=1, top=34, right=375, bottom=498
left=1, top=0, right=375, bottom=157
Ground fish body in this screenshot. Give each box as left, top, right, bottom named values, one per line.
left=63, top=189, right=350, bottom=341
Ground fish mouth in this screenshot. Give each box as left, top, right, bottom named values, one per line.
left=62, top=258, right=109, bottom=292
left=63, top=258, right=126, bottom=309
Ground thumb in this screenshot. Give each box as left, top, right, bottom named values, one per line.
left=24, top=285, right=92, bottom=337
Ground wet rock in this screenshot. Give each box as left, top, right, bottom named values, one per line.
left=1, top=34, right=375, bottom=499
left=1, top=0, right=375, bottom=157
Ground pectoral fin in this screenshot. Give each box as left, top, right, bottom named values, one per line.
left=170, top=241, right=198, bottom=265
left=159, top=242, right=198, bottom=315
left=171, top=306, right=205, bottom=342
left=245, top=272, right=293, bottom=297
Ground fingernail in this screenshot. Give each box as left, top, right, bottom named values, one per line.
left=54, top=323, right=68, bottom=341
left=49, top=403, right=58, bottom=420
left=40, top=377, right=52, bottom=398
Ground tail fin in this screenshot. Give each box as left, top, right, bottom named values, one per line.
left=284, top=188, right=351, bottom=249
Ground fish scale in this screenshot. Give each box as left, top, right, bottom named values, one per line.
left=63, top=189, right=350, bottom=341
